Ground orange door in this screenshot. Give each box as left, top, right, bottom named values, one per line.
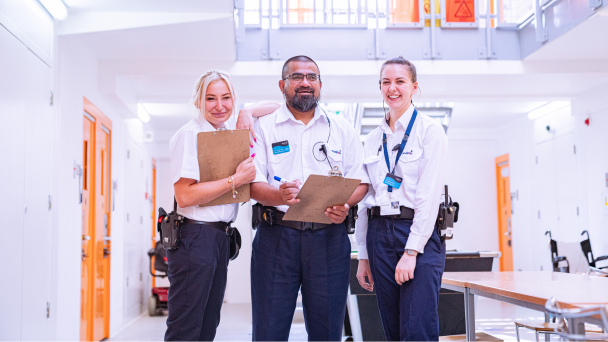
left=94, top=124, right=111, bottom=340
left=81, top=98, right=112, bottom=341
left=495, top=154, right=513, bottom=271
left=81, top=115, right=94, bottom=341
left=151, top=160, right=157, bottom=288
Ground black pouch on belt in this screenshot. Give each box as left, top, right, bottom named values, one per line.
left=344, top=204, right=358, bottom=234
left=436, top=185, right=459, bottom=242
left=229, top=226, right=242, bottom=261
left=158, top=198, right=184, bottom=250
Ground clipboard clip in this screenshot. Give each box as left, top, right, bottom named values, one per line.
left=328, top=166, right=343, bottom=177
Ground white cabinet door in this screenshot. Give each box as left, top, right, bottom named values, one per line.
left=0, top=24, right=52, bottom=340
left=0, top=25, right=27, bottom=342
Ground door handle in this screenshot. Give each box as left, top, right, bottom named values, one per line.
left=103, top=247, right=111, bottom=258
left=82, top=248, right=88, bottom=261
left=82, top=235, right=90, bottom=241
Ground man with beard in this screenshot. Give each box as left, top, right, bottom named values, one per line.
left=249, top=55, right=369, bottom=341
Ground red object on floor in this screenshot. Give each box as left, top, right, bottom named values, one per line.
left=153, top=287, right=169, bottom=302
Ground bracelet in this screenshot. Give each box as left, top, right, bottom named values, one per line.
left=228, top=176, right=238, bottom=199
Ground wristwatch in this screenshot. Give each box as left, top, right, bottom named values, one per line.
left=405, top=249, right=418, bottom=256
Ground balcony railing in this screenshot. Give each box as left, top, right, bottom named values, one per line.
left=243, top=0, right=533, bottom=29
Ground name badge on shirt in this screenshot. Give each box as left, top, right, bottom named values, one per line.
left=272, top=140, right=290, bottom=155
left=381, top=201, right=401, bottom=216
left=383, top=173, right=402, bottom=189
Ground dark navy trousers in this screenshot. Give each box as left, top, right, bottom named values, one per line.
left=165, top=223, right=230, bottom=341
left=367, top=217, right=446, bottom=341
left=251, top=222, right=351, bottom=341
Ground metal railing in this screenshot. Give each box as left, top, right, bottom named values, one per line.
left=242, top=0, right=535, bottom=29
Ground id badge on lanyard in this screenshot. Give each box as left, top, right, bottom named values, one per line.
left=380, top=109, right=417, bottom=215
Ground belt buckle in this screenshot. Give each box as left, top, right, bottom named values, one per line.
left=302, top=222, right=313, bottom=230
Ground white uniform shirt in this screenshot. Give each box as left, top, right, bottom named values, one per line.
left=252, top=102, right=369, bottom=212
left=169, top=115, right=239, bottom=222
left=355, top=105, right=448, bottom=259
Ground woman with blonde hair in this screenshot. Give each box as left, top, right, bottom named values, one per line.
left=165, top=70, right=278, bottom=341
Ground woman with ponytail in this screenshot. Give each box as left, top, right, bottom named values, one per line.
left=355, top=57, right=449, bottom=341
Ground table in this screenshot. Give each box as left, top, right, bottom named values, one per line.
left=441, top=271, right=608, bottom=341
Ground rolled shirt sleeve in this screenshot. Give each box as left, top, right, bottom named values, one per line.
left=405, top=124, right=449, bottom=253
left=251, top=118, right=269, bottom=184
left=169, top=129, right=200, bottom=184
left=342, top=122, right=370, bottom=184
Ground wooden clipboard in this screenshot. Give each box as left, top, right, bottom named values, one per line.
left=197, top=129, right=250, bottom=206
left=282, top=175, right=361, bottom=224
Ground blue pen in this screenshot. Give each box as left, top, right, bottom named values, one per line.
left=274, top=176, right=301, bottom=188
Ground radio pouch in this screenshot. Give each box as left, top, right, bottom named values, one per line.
left=158, top=198, right=184, bottom=250
left=436, top=185, right=459, bottom=241
left=345, top=204, right=358, bottom=234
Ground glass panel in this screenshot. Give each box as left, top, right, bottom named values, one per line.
left=500, top=0, right=533, bottom=23
left=245, top=0, right=261, bottom=24
left=287, top=0, right=315, bottom=23
left=389, top=0, right=420, bottom=23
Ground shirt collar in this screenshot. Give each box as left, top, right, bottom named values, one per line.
left=196, top=114, right=230, bottom=132
left=276, top=102, right=327, bottom=126
left=380, top=105, right=416, bottom=134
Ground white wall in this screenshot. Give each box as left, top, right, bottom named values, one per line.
left=444, top=130, right=500, bottom=253
left=52, top=35, right=153, bottom=340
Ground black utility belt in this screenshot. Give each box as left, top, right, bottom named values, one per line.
left=368, top=206, right=415, bottom=220
left=183, top=218, right=234, bottom=235
left=253, top=205, right=332, bottom=231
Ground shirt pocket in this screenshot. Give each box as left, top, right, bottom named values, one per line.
left=397, top=147, right=423, bottom=181
left=268, top=148, right=293, bottom=164
left=325, top=143, right=344, bottom=171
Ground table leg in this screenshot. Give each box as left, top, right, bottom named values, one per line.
left=568, top=317, right=586, bottom=337
left=464, top=288, right=476, bottom=341
left=544, top=312, right=550, bottom=341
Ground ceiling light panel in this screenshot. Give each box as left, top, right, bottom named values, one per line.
left=39, top=0, right=68, bottom=20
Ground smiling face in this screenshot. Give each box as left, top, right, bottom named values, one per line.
left=203, top=79, right=233, bottom=128
left=380, top=64, right=419, bottom=113
left=279, top=61, right=322, bottom=113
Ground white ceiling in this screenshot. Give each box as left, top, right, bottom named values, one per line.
left=63, top=0, right=233, bottom=13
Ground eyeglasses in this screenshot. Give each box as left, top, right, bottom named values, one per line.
left=283, top=73, right=320, bottom=83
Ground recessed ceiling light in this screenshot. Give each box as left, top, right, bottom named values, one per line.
left=527, top=101, right=570, bottom=120
left=39, top=0, right=68, bottom=20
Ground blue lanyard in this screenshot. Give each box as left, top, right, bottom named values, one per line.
left=382, top=109, right=418, bottom=192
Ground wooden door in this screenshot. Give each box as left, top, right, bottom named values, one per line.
left=151, top=159, right=157, bottom=288
left=81, top=98, right=112, bottom=341
left=81, top=114, right=94, bottom=341
left=495, top=154, right=513, bottom=271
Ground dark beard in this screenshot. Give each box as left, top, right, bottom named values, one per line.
left=285, top=87, right=319, bottom=112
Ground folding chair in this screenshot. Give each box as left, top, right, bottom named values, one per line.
left=581, top=231, right=608, bottom=270
left=544, top=297, right=608, bottom=341
left=546, top=231, right=570, bottom=273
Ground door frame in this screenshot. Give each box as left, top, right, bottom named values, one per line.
left=82, top=97, right=112, bottom=341
left=495, top=153, right=513, bottom=271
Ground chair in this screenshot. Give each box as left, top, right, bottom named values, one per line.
left=544, top=297, right=608, bottom=341
left=587, top=266, right=608, bottom=276
left=581, top=231, right=608, bottom=270
left=514, top=321, right=604, bottom=341
left=546, top=231, right=570, bottom=273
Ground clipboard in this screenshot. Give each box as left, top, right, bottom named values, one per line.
left=197, top=129, right=250, bottom=207
left=282, top=172, right=361, bottom=224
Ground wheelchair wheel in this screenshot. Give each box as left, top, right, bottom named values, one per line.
left=148, top=295, right=158, bottom=316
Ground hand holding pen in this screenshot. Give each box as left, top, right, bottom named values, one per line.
left=274, top=176, right=302, bottom=205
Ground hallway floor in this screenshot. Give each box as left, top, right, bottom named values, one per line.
left=109, top=297, right=553, bottom=341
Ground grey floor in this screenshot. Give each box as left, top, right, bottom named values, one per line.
left=109, top=297, right=551, bottom=341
